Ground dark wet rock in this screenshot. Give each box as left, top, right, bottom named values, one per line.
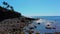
left=29, top=27, right=34, bottom=30
left=34, top=26, right=37, bottom=28
left=52, top=27, right=56, bottom=29
left=45, top=27, right=52, bottom=29
left=47, top=24, right=50, bottom=26
left=37, top=23, right=40, bottom=25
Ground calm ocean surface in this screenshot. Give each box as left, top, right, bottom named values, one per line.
left=30, top=16, right=60, bottom=34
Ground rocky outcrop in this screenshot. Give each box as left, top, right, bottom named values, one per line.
left=0, top=5, right=38, bottom=34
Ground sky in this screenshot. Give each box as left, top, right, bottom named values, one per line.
left=0, top=0, right=60, bottom=16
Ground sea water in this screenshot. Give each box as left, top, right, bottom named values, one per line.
left=35, top=16, right=60, bottom=34
left=25, top=16, right=60, bottom=34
